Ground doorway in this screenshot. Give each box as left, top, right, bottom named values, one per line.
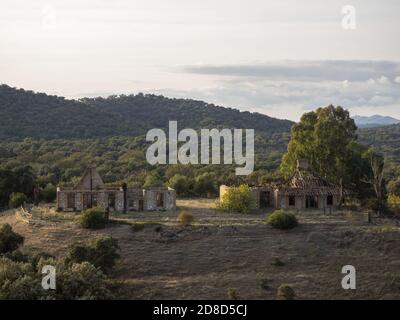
left=138, top=199, right=144, bottom=211
left=306, top=195, right=317, bottom=209
left=259, top=191, right=270, bottom=208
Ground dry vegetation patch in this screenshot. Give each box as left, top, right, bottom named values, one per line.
left=0, top=199, right=399, bottom=299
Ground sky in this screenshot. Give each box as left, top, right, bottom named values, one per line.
left=0, top=0, right=399, bottom=121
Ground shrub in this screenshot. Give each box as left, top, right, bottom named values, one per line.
left=0, top=224, right=24, bottom=254
left=271, top=257, right=285, bottom=267
left=177, top=210, right=194, bottom=226
left=41, top=183, right=57, bottom=202
left=267, top=210, right=298, bottom=230
left=0, top=256, right=113, bottom=300
left=259, top=278, right=270, bottom=290
left=387, top=193, right=400, bottom=215
left=193, top=173, right=217, bottom=197
left=277, top=284, right=295, bottom=300
left=227, top=288, right=238, bottom=300
left=65, top=237, right=120, bottom=273
left=217, top=185, right=254, bottom=214
left=0, top=257, right=42, bottom=300
left=8, top=192, right=27, bottom=209
left=167, top=174, right=194, bottom=197
left=3, top=250, right=29, bottom=263
left=79, top=207, right=107, bottom=229
left=363, top=198, right=388, bottom=215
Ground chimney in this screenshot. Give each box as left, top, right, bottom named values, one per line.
left=297, top=159, right=309, bottom=170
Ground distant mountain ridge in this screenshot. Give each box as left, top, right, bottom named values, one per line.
left=0, top=84, right=293, bottom=140
left=353, top=115, right=400, bottom=128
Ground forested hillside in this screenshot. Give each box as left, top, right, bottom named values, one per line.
left=2, top=83, right=400, bottom=205
left=0, top=84, right=292, bottom=139
left=358, top=124, right=400, bottom=164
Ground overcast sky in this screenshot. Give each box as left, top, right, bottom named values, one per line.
left=1, top=0, right=399, bottom=120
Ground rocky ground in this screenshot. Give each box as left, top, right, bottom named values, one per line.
left=1, top=199, right=400, bottom=299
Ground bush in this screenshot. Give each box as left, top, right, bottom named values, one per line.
left=0, top=224, right=24, bottom=254
left=79, top=207, right=107, bottom=229
left=364, top=198, right=388, bottom=216
left=3, top=250, right=29, bottom=263
left=193, top=173, right=217, bottom=197
left=259, top=278, right=270, bottom=290
left=0, top=257, right=42, bottom=300
left=227, top=288, right=238, bottom=300
left=267, top=210, right=298, bottom=230
left=388, top=193, right=400, bottom=215
left=217, top=184, right=254, bottom=214
left=8, top=192, right=27, bottom=209
left=0, top=256, right=113, bottom=300
left=177, top=210, right=194, bottom=226
left=41, top=183, right=57, bottom=202
left=277, top=284, right=295, bottom=300
left=271, top=257, right=285, bottom=266
left=65, top=237, right=120, bottom=273
left=167, top=174, right=194, bottom=197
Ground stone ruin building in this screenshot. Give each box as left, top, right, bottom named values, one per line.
left=57, top=162, right=176, bottom=212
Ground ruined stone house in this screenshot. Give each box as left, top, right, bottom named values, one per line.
left=220, top=160, right=345, bottom=211
left=57, top=163, right=176, bottom=212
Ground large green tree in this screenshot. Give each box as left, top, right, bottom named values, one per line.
left=280, top=105, right=370, bottom=198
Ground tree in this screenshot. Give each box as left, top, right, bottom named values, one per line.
left=280, top=105, right=367, bottom=197
left=193, top=173, right=217, bottom=197
left=41, top=183, right=57, bottom=202
left=167, top=174, right=194, bottom=197
left=8, top=192, right=27, bottom=209
left=361, top=149, right=386, bottom=216
left=142, top=172, right=163, bottom=188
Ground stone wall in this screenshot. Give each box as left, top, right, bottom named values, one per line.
left=57, top=187, right=176, bottom=212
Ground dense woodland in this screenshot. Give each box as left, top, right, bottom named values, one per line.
left=1, top=84, right=400, bottom=211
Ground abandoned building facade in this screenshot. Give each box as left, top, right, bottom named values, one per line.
left=57, top=163, right=176, bottom=212
left=220, top=160, right=345, bottom=211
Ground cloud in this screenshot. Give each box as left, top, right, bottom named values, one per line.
left=161, top=60, right=400, bottom=120
left=181, top=60, right=400, bottom=82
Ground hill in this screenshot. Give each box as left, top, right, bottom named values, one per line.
left=353, top=115, right=400, bottom=128
left=358, top=124, right=400, bottom=164
left=0, top=84, right=293, bottom=140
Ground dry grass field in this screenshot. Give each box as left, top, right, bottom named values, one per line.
left=1, top=199, right=400, bottom=300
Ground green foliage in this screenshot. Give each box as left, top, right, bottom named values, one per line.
left=79, top=207, right=107, bottom=229
left=388, top=193, right=400, bottom=212
left=217, top=185, right=254, bottom=213
left=277, top=284, right=295, bottom=300
left=227, top=288, right=238, bottom=300
left=41, top=183, right=57, bottom=202
left=143, top=172, right=164, bottom=188
left=167, top=174, right=194, bottom=197
left=0, top=257, right=43, bottom=300
left=0, top=224, right=24, bottom=254
left=267, top=210, right=298, bottom=230
left=0, top=166, right=35, bottom=208
left=177, top=210, right=194, bottom=226
left=194, top=172, right=217, bottom=197
left=8, top=192, right=27, bottom=208
left=280, top=105, right=374, bottom=199
left=0, top=257, right=113, bottom=300
left=65, top=237, right=120, bottom=273
left=0, top=84, right=292, bottom=140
